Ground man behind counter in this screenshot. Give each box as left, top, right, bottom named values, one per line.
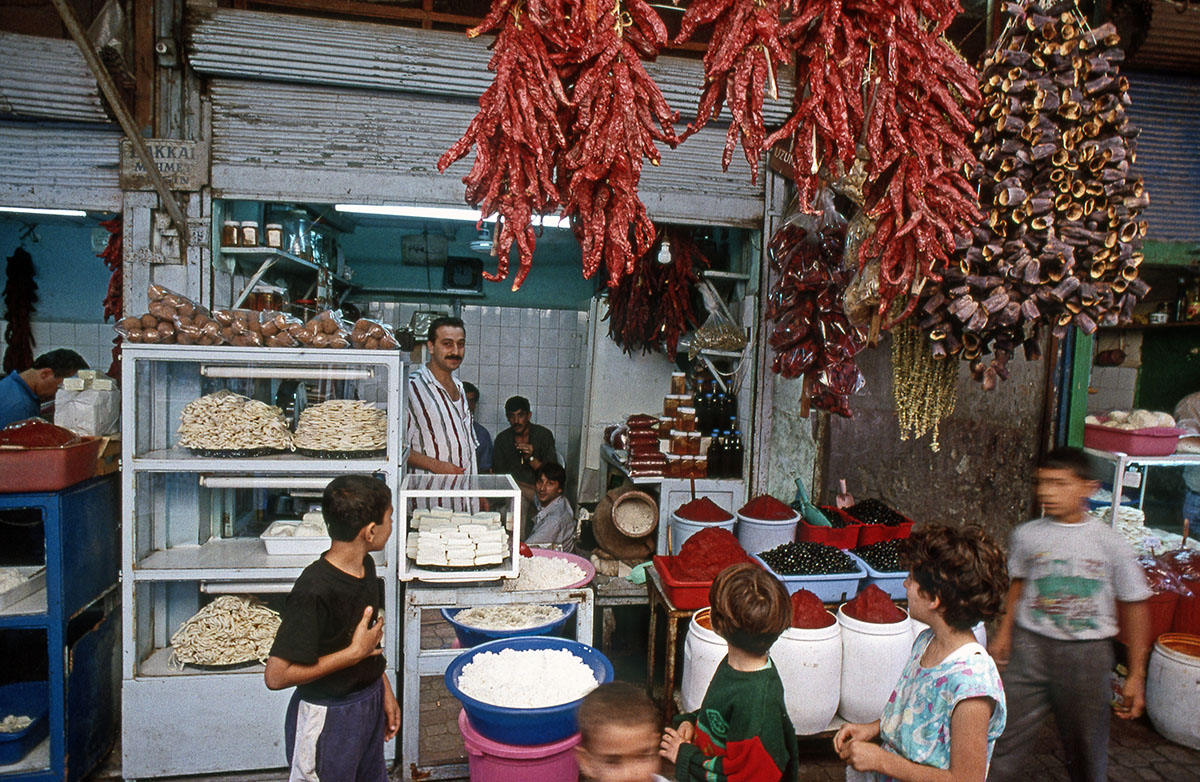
left=492, top=395, right=557, bottom=502
left=0, top=349, right=88, bottom=429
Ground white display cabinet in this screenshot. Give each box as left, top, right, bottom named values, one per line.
left=1085, top=447, right=1200, bottom=526
left=398, top=473, right=522, bottom=582
left=120, top=345, right=404, bottom=779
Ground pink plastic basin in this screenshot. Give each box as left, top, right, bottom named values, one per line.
left=458, top=709, right=580, bottom=782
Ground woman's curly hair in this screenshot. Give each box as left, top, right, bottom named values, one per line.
left=901, top=524, right=1010, bottom=631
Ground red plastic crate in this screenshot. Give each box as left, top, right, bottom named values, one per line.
left=0, top=437, right=104, bottom=493
left=795, top=506, right=862, bottom=549
left=653, top=555, right=714, bottom=610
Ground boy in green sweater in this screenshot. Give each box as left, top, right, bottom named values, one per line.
left=660, top=563, right=798, bottom=782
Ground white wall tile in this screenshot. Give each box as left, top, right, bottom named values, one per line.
left=520, top=309, right=540, bottom=329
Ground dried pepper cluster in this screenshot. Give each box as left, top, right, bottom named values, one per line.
left=765, top=193, right=865, bottom=417
left=891, top=324, right=958, bottom=451
left=673, top=0, right=792, bottom=184
left=918, top=0, right=1148, bottom=387
left=442, top=0, right=679, bottom=290
left=606, top=226, right=708, bottom=355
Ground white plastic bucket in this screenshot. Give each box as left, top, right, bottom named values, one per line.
left=837, top=605, right=914, bottom=724
left=670, top=512, right=736, bottom=555
left=735, top=510, right=800, bottom=555
left=909, top=618, right=987, bottom=648
left=682, top=608, right=842, bottom=735
left=773, top=616, right=842, bottom=735
left=1147, top=633, right=1200, bottom=751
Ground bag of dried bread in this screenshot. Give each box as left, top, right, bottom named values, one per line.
left=348, top=318, right=400, bottom=350
left=114, top=284, right=198, bottom=344
left=296, top=310, right=352, bottom=349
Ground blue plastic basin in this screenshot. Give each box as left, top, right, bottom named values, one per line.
left=444, top=636, right=613, bottom=746
left=441, top=603, right=578, bottom=648
left=0, top=681, right=49, bottom=765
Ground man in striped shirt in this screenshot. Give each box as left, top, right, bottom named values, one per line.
left=406, top=316, right=478, bottom=481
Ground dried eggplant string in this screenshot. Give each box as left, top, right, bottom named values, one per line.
left=294, top=399, right=387, bottom=452
left=169, top=596, right=281, bottom=668
left=177, top=390, right=294, bottom=451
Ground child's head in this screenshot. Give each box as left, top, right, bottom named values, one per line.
left=576, top=682, right=661, bottom=782
left=902, top=524, right=1010, bottom=631
left=535, top=462, right=567, bottom=506
left=1036, top=447, right=1098, bottom=521
left=322, top=475, right=393, bottom=547
left=708, top=563, right=791, bottom=656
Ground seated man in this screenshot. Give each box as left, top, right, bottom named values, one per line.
left=0, top=349, right=88, bottom=429
left=526, top=462, right=576, bottom=553
left=492, top=395, right=557, bottom=502
left=462, top=382, right=493, bottom=473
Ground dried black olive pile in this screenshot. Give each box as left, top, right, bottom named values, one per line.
left=791, top=503, right=854, bottom=528
left=852, top=539, right=907, bottom=573
left=847, top=499, right=908, bottom=526
left=759, top=542, right=858, bottom=576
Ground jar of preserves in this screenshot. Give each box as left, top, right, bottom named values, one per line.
left=676, top=406, right=697, bottom=432
left=265, top=223, right=284, bottom=249
left=220, top=220, right=240, bottom=247
left=670, top=429, right=689, bottom=456
left=684, top=431, right=702, bottom=455
left=240, top=221, right=260, bottom=247
left=670, top=371, right=687, bottom=395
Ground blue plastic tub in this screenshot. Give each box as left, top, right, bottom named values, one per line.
left=847, top=553, right=907, bottom=600
left=440, top=604, right=578, bottom=648
left=444, top=636, right=613, bottom=746
left=753, top=554, right=866, bottom=603
left=0, top=681, right=49, bottom=765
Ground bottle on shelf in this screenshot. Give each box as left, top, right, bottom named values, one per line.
left=727, top=430, right=744, bottom=479
left=707, top=432, right=725, bottom=478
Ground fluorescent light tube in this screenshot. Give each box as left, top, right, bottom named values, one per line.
left=201, top=581, right=296, bottom=594
left=200, top=475, right=339, bottom=490
left=201, top=365, right=374, bottom=380
left=0, top=206, right=88, bottom=217
left=334, top=204, right=568, bottom=229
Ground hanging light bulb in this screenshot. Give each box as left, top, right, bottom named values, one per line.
left=657, top=237, right=672, bottom=265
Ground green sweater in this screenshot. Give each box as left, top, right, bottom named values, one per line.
left=673, top=658, right=798, bottom=782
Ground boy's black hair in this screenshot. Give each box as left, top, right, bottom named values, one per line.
left=322, top=475, right=391, bottom=542
left=505, top=395, right=531, bottom=415
left=576, top=682, right=659, bottom=746
left=1038, top=446, right=1094, bottom=482
left=708, top=563, right=791, bottom=656
left=902, top=523, right=1011, bottom=631
left=426, top=316, right=465, bottom=344
left=534, top=461, right=566, bottom=489
left=32, top=349, right=88, bottom=377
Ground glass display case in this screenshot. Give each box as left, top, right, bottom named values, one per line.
left=1086, top=448, right=1200, bottom=531
left=120, top=345, right=404, bottom=778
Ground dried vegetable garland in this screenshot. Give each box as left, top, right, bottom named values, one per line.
left=606, top=226, right=708, bottom=355
left=917, top=0, right=1148, bottom=387
left=892, top=324, right=958, bottom=450
left=2, top=247, right=37, bottom=374
left=97, top=217, right=123, bottom=377
left=437, top=0, right=573, bottom=290
left=672, top=0, right=791, bottom=183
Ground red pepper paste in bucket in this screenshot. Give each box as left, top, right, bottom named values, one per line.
left=791, top=589, right=835, bottom=628
left=675, top=497, right=734, bottom=523
left=739, top=494, right=796, bottom=521
left=673, top=528, right=753, bottom=582
left=842, top=584, right=907, bottom=623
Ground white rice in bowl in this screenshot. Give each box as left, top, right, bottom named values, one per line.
left=456, top=648, right=599, bottom=708
left=453, top=604, right=564, bottom=630
left=505, top=555, right=585, bottom=591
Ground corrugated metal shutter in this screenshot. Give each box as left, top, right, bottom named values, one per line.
left=0, top=32, right=111, bottom=123
left=0, top=121, right=123, bottom=211
left=187, top=9, right=795, bottom=125
left=208, top=78, right=764, bottom=226
left=1126, top=0, right=1200, bottom=74
left=1125, top=72, right=1200, bottom=242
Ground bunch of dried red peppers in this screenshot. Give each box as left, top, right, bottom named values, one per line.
left=606, top=226, right=708, bottom=355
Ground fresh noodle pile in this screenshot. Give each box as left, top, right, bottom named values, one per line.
left=177, top=390, right=294, bottom=451
left=169, top=595, right=281, bottom=668
left=294, top=399, right=387, bottom=452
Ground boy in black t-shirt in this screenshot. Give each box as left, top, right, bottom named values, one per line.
left=265, top=475, right=400, bottom=782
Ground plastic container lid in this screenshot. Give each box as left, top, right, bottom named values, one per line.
left=678, top=406, right=696, bottom=414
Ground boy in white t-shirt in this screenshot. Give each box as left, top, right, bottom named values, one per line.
left=988, top=447, right=1152, bottom=782
left=577, top=682, right=669, bottom=782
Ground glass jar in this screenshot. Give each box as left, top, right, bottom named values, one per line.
left=665, top=394, right=688, bottom=416
left=684, top=431, right=701, bottom=455
left=665, top=454, right=682, bottom=479
left=670, top=429, right=689, bottom=456
left=696, top=454, right=709, bottom=478
left=676, top=406, right=696, bottom=432
left=658, top=415, right=674, bottom=436
left=240, top=221, right=259, bottom=247
left=670, top=371, right=687, bottom=395
left=220, top=221, right=240, bottom=247
left=265, top=223, right=284, bottom=249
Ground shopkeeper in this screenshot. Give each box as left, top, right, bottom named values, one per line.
left=405, top=317, right=478, bottom=480
left=0, top=349, right=88, bottom=429
left=492, top=395, right=557, bottom=502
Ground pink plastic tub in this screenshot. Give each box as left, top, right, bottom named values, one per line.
left=457, top=709, right=580, bottom=782
left=1083, top=424, right=1183, bottom=457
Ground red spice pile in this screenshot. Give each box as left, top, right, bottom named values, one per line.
left=739, top=494, right=796, bottom=521
left=842, top=584, right=906, bottom=624
left=676, top=497, right=733, bottom=523
left=791, top=589, right=834, bottom=628
left=672, top=528, right=752, bottom=582
left=0, top=419, right=80, bottom=448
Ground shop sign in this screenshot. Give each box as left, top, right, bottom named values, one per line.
left=767, top=142, right=796, bottom=181
left=120, top=139, right=210, bottom=191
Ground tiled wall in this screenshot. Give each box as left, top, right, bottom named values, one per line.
left=366, top=302, right=590, bottom=485
left=1088, top=365, right=1139, bottom=413
left=0, top=319, right=116, bottom=377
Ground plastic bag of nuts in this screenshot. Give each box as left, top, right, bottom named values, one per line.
left=348, top=318, right=400, bottom=350
left=296, top=310, right=352, bottom=349
left=114, top=284, right=196, bottom=344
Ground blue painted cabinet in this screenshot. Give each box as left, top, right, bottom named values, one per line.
left=0, top=476, right=120, bottom=782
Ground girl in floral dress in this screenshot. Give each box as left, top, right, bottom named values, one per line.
left=833, top=524, right=1010, bottom=782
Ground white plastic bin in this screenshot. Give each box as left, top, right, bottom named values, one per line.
left=670, top=512, right=736, bottom=555
left=735, top=510, right=800, bottom=555
left=1147, top=633, right=1200, bottom=751
left=837, top=604, right=913, bottom=724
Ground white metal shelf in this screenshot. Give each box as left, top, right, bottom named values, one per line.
left=0, top=736, right=49, bottom=775
left=133, top=539, right=387, bottom=579
left=130, top=449, right=391, bottom=474
left=136, top=647, right=267, bottom=678
left=1085, top=447, right=1200, bottom=525
left=0, top=587, right=47, bottom=619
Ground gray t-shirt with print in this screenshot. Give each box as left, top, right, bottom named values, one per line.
left=1009, top=517, right=1151, bottom=640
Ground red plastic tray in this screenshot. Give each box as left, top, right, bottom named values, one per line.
left=653, top=555, right=715, bottom=610
left=857, top=519, right=914, bottom=547
left=1083, top=424, right=1183, bottom=457
left=0, top=437, right=104, bottom=493
left=795, top=506, right=862, bottom=549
